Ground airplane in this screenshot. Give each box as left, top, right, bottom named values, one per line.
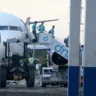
left=0, top=12, right=68, bottom=88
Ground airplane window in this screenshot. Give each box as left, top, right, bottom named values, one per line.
left=9, top=26, right=19, bottom=30
left=19, top=27, right=23, bottom=32
left=9, top=26, right=23, bottom=32
left=0, top=26, right=8, bottom=30
left=0, top=26, right=23, bottom=32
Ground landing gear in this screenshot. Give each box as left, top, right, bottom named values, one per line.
left=0, top=66, right=7, bottom=88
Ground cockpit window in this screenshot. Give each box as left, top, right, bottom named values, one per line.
left=9, top=26, right=23, bottom=32
left=9, top=26, right=19, bottom=30
left=0, top=26, right=23, bottom=32
left=19, top=27, right=23, bottom=32
left=0, top=26, right=8, bottom=30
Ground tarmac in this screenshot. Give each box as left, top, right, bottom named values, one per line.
left=0, top=85, right=82, bottom=96
left=0, top=77, right=83, bottom=96
left=0, top=75, right=83, bottom=96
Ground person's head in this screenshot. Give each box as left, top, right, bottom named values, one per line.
left=52, top=25, right=55, bottom=29
left=35, top=21, right=37, bottom=24
left=81, top=45, right=84, bottom=48
left=41, top=22, right=44, bottom=25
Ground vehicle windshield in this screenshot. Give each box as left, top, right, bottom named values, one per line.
left=43, top=69, right=53, bottom=74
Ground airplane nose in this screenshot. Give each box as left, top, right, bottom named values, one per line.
left=0, top=31, right=20, bottom=41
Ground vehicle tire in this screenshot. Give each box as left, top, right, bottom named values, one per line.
left=81, top=83, right=83, bottom=87
left=26, top=68, right=35, bottom=87
left=0, top=67, right=7, bottom=88
left=64, top=82, right=68, bottom=87
left=42, top=83, right=46, bottom=87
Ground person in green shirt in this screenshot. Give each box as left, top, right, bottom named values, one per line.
left=28, top=54, right=34, bottom=64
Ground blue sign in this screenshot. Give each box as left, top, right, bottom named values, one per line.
left=54, top=45, right=68, bottom=59
left=43, top=36, right=48, bottom=41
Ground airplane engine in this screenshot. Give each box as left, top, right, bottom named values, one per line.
left=49, top=51, right=68, bottom=66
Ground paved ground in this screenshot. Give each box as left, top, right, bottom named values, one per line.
left=0, top=86, right=82, bottom=96
left=0, top=76, right=82, bottom=96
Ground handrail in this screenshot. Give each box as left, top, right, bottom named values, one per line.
left=54, top=36, right=66, bottom=46
left=38, top=31, right=67, bottom=46
left=44, top=31, right=64, bottom=43
left=54, top=36, right=64, bottom=43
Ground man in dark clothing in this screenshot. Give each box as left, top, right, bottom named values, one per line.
left=32, top=21, right=37, bottom=42
left=64, top=36, right=69, bottom=47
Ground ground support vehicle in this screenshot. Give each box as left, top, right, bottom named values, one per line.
left=0, top=40, right=35, bottom=88
left=41, top=67, right=66, bottom=87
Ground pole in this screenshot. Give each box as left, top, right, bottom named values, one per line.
left=83, top=0, right=96, bottom=96
left=33, top=44, right=35, bottom=58
left=68, top=0, right=81, bottom=96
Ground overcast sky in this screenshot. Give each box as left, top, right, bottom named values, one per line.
left=0, top=0, right=85, bottom=44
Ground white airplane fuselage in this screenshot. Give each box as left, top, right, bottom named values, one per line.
left=0, top=13, right=26, bottom=61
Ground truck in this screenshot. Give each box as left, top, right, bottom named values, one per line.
left=41, top=67, right=67, bottom=87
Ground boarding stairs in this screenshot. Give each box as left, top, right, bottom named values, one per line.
left=34, top=33, right=68, bottom=60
